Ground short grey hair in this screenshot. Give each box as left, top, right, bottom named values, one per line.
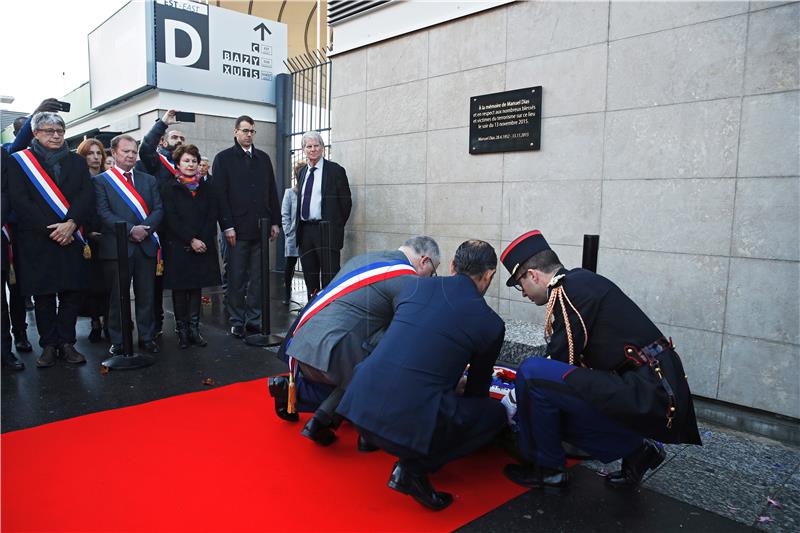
left=301, top=130, right=324, bottom=147
left=402, top=236, right=440, bottom=263
left=31, top=112, right=65, bottom=131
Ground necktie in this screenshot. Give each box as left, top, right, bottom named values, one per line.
left=301, top=167, right=316, bottom=220
left=123, top=171, right=133, bottom=186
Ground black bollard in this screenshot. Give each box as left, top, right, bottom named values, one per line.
left=582, top=234, right=600, bottom=273
left=102, top=222, right=155, bottom=370
left=245, top=218, right=285, bottom=347
left=320, top=220, right=333, bottom=289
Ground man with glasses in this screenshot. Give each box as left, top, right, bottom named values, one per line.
left=214, top=115, right=280, bottom=338
left=295, top=131, right=352, bottom=301
left=7, top=112, right=94, bottom=368
left=500, top=230, right=701, bottom=493
left=269, top=236, right=441, bottom=446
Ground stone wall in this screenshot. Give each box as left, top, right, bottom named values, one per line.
left=328, top=1, right=800, bottom=418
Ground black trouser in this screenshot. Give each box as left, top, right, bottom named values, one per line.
left=172, top=288, right=200, bottom=324
left=2, top=270, right=12, bottom=356
left=154, top=272, right=164, bottom=329
left=299, top=223, right=340, bottom=299
left=33, top=291, right=82, bottom=348
left=358, top=397, right=507, bottom=473
left=8, top=233, right=27, bottom=338
left=105, top=248, right=157, bottom=345
left=284, top=256, right=298, bottom=297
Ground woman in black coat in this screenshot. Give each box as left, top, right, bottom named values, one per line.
left=160, top=144, right=221, bottom=348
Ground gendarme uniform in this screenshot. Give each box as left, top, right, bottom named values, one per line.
left=502, top=231, right=701, bottom=477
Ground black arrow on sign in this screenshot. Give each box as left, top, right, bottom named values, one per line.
left=254, top=23, right=271, bottom=41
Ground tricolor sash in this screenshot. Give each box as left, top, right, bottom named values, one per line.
left=294, top=260, right=417, bottom=334
left=158, top=153, right=178, bottom=177
left=10, top=149, right=86, bottom=245
left=100, top=167, right=162, bottom=251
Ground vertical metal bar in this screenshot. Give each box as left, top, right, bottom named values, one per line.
left=582, top=235, right=600, bottom=273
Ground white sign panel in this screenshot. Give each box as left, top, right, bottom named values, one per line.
left=89, top=1, right=153, bottom=109
left=154, top=0, right=288, bottom=104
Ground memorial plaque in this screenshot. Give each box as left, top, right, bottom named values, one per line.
left=469, top=87, right=541, bottom=154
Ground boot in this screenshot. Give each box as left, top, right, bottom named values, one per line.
left=60, top=343, right=87, bottom=364
left=36, top=345, right=58, bottom=368
left=176, top=321, right=190, bottom=349
left=188, top=315, right=207, bottom=347
left=605, top=439, right=666, bottom=489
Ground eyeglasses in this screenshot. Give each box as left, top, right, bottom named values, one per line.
left=37, top=128, right=65, bottom=136
left=238, top=128, right=256, bottom=135
left=426, top=257, right=438, bottom=277
left=512, top=270, right=529, bottom=292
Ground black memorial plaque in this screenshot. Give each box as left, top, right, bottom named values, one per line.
left=469, top=87, right=541, bottom=154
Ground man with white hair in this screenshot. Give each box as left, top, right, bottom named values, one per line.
left=7, top=112, right=95, bottom=367
left=269, top=236, right=441, bottom=446
left=295, top=131, right=352, bottom=300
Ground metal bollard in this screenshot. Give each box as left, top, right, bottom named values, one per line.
left=582, top=234, right=600, bottom=273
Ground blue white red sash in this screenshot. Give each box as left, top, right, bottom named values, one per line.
left=293, top=260, right=417, bottom=334
left=11, top=149, right=85, bottom=244
left=158, top=153, right=178, bottom=177
left=100, top=167, right=161, bottom=250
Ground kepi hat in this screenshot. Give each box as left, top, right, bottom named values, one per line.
left=500, top=230, right=551, bottom=287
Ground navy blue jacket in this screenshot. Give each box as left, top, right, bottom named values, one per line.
left=337, top=274, right=505, bottom=454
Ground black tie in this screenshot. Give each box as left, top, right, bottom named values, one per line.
left=301, top=167, right=316, bottom=220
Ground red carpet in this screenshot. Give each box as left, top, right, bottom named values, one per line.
left=2, top=379, right=527, bottom=532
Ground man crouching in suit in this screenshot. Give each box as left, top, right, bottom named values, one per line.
left=336, top=240, right=508, bottom=511
left=94, top=134, right=164, bottom=355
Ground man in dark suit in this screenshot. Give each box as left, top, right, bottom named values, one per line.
left=295, top=131, right=352, bottom=299
left=214, top=115, right=281, bottom=338
left=337, top=240, right=507, bottom=511
left=94, top=134, right=164, bottom=355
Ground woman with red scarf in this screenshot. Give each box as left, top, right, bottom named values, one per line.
left=159, top=144, right=222, bottom=349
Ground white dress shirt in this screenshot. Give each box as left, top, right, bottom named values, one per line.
left=303, top=158, right=324, bottom=221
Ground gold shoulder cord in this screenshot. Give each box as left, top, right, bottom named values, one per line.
left=544, top=274, right=588, bottom=366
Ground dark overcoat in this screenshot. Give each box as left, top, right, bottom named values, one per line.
left=159, top=179, right=222, bottom=290
left=6, top=150, right=93, bottom=296
left=337, top=275, right=506, bottom=455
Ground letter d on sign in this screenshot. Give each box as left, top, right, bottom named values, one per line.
left=165, top=19, right=202, bottom=66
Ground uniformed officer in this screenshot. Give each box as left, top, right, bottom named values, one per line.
left=500, top=230, right=701, bottom=491
left=337, top=240, right=507, bottom=511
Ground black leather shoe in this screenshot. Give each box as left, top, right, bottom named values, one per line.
left=138, top=340, right=160, bottom=353
left=357, top=434, right=379, bottom=452
left=503, top=463, right=570, bottom=493
left=14, top=332, right=32, bottom=353
left=606, top=440, right=666, bottom=490
left=387, top=461, right=453, bottom=511
left=230, top=326, right=245, bottom=338
left=301, top=416, right=337, bottom=446
left=36, top=345, right=58, bottom=368
left=2, top=352, right=25, bottom=371
left=109, top=344, right=124, bottom=356
left=267, top=376, right=299, bottom=422
left=60, top=343, right=87, bottom=364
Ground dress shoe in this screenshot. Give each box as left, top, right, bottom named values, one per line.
left=109, top=344, right=124, bottom=356
left=60, top=344, right=87, bottom=364
left=138, top=340, right=160, bottom=353
left=230, top=326, right=245, bottom=338
left=36, top=345, right=58, bottom=368
left=14, top=332, right=32, bottom=353
left=387, top=461, right=453, bottom=511
left=605, top=440, right=666, bottom=490
left=2, top=352, right=25, bottom=371
left=268, top=376, right=299, bottom=422
left=503, top=463, right=570, bottom=493
left=301, top=416, right=337, bottom=446
left=357, top=434, right=379, bottom=452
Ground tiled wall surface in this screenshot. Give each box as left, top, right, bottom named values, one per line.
left=328, top=1, right=800, bottom=417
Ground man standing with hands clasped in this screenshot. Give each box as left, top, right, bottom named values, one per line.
left=214, top=116, right=281, bottom=338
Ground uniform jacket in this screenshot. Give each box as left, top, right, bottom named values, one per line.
left=337, top=274, right=506, bottom=454
left=7, top=150, right=93, bottom=296
left=295, top=158, right=352, bottom=251
left=286, top=249, right=415, bottom=385
left=213, top=140, right=280, bottom=241
left=136, top=119, right=179, bottom=185
left=549, top=267, right=701, bottom=444
left=93, top=169, right=163, bottom=260
left=281, top=188, right=299, bottom=257
left=159, top=179, right=222, bottom=290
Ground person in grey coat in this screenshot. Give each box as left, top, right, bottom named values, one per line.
left=280, top=162, right=303, bottom=304
left=268, top=235, right=441, bottom=447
